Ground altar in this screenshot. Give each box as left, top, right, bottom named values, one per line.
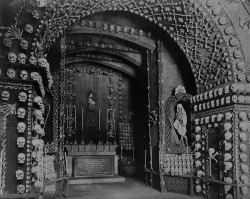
left=65, top=144, right=125, bottom=184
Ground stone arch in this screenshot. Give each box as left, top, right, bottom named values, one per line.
left=22, top=0, right=245, bottom=93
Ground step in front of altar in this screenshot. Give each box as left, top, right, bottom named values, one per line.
left=69, top=175, right=125, bottom=184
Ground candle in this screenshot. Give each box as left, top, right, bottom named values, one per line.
left=82, top=108, right=83, bottom=130
left=145, top=150, right=147, bottom=168
left=66, top=105, right=68, bottom=128
left=132, top=146, right=134, bottom=162
left=74, top=106, right=76, bottom=129
left=121, top=145, right=123, bottom=159
left=99, top=108, right=100, bottom=131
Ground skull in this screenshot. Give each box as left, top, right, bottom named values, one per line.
left=29, top=55, right=37, bottom=65
left=200, top=118, right=204, bottom=124
left=17, top=122, right=26, bottom=133
left=229, top=37, right=239, bottom=46
left=225, top=143, right=232, bottom=151
left=33, top=124, right=44, bottom=136
left=225, top=112, right=232, bottom=120
left=195, top=160, right=201, bottom=167
left=138, top=29, right=143, bottom=36
left=238, top=95, right=245, bottom=103
left=217, top=114, right=223, bottom=121
left=25, top=24, right=33, bottom=33
left=2, top=91, right=10, bottom=101
left=239, top=133, right=247, bottom=141
left=18, top=53, right=27, bottom=64
left=20, top=39, right=28, bottom=50
left=224, top=86, right=230, bottom=94
left=197, top=170, right=204, bottom=177
left=195, top=185, right=201, bottom=193
left=225, top=194, right=233, bottom=199
left=224, top=123, right=232, bottom=131
left=216, top=99, right=220, bottom=106
left=32, top=10, right=39, bottom=19
left=17, top=107, right=26, bottom=118
left=226, top=96, right=231, bottom=104
left=195, top=143, right=201, bottom=151
left=198, top=104, right=202, bottom=111
left=195, top=152, right=201, bottom=159
left=18, top=92, right=27, bottom=102
left=16, top=170, right=24, bottom=180
left=224, top=177, right=232, bottom=184
left=239, top=144, right=247, bottom=152
left=240, top=187, right=248, bottom=195
left=211, top=100, right=215, bottom=107
left=234, top=50, right=243, bottom=59
left=224, top=185, right=231, bottom=194
left=240, top=154, right=247, bottom=162
left=7, top=68, right=16, bottom=78
left=195, top=134, right=201, bottom=141
left=214, top=89, right=218, bottom=97
left=239, top=122, right=248, bottom=131
left=241, top=164, right=249, bottom=173
left=224, top=153, right=232, bottom=161
left=17, top=137, right=25, bottom=148
left=224, top=26, right=233, bottom=35
left=32, top=138, right=44, bottom=148
left=221, top=98, right=225, bottom=105
left=205, top=117, right=209, bottom=124
left=224, top=162, right=233, bottom=172
left=3, top=37, right=12, bottom=48
left=195, top=126, right=201, bottom=132
left=194, top=105, right=197, bottom=112
left=20, top=70, right=28, bottom=80
left=209, top=90, right=213, bottom=98
left=33, top=109, right=43, bottom=119
left=240, top=175, right=249, bottom=184
left=231, top=84, right=238, bottom=92
left=18, top=153, right=26, bottom=164
left=103, top=23, right=108, bottom=30
left=34, top=96, right=43, bottom=106
left=225, top=131, right=232, bottom=140
left=37, top=0, right=47, bottom=7
left=17, top=184, right=25, bottom=193
left=195, top=119, right=200, bottom=125
left=204, top=92, right=208, bottom=99
left=30, top=72, right=39, bottom=80
left=206, top=102, right=210, bottom=109
left=218, top=88, right=223, bottom=95
left=38, top=57, right=48, bottom=67
left=211, top=115, right=216, bottom=122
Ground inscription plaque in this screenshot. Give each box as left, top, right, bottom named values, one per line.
left=74, top=155, right=114, bottom=177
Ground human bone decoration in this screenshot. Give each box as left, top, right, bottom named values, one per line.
left=17, top=107, right=26, bottom=118
left=195, top=160, right=202, bottom=168
left=240, top=187, right=248, bottom=195
left=240, top=154, right=247, bottom=162
left=33, top=109, right=44, bottom=124
left=17, top=184, right=25, bottom=194
left=33, top=124, right=45, bottom=136
left=34, top=96, right=43, bottom=106
left=25, top=24, right=33, bottom=33
left=18, top=53, right=27, bottom=64
left=225, top=112, right=233, bottom=120
left=32, top=10, right=39, bottom=19
left=195, top=185, right=202, bottom=193
left=224, top=153, right=232, bottom=161
left=20, top=70, right=28, bottom=80
left=29, top=55, right=37, bottom=65
left=197, top=170, right=204, bottom=177
left=7, top=68, right=16, bottom=78
left=2, top=91, right=10, bottom=101
left=224, top=162, right=233, bottom=172
left=20, top=39, right=28, bottom=50
left=17, top=122, right=26, bottom=133
left=8, top=52, right=17, bottom=63
left=224, top=123, right=232, bottom=131
left=17, top=137, right=25, bottom=148
left=195, top=134, right=201, bottom=141
left=241, top=164, right=249, bottom=173
left=30, top=72, right=39, bottom=81
left=18, top=153, right=26, bottom=164
left=239, top=112, right=247, bottom=120
left=239, top=133, right=247, bottom=141
left=18, top=92, right=27, bottom=102
left=38, top=57, right=48, bottom=67
left=225, top=194, right=233, bottom=199
left=239, top=122, right=249, bottom=131
left=239, top=144, right=247, bottom=152
left=3, top=37, right=12, bottom=48
left=195, top=152, right=201, bottom=159
left=16, top=170, right=24, bottom=180
left=224, top=131, right=232, bottom=140
left=224, top=177, right=232, bottom=184
left=195, top=143, right=201, bottom=151
left=241, top=175, right=249, bottom=184
left=225, top=143, right=232, bottom=151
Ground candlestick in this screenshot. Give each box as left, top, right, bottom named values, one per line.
left=82, top=108, right=83, bottom=130
left=132, top=146, right=134, bottom=162
left=99, top=108, right=100, bottom=131
left=145, top=150, right=147, bottom=168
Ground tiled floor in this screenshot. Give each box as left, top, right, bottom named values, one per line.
left=68, top=178, right=203, bottom=199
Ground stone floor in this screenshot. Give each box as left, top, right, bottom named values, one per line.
left=68, top=177, right=204, bottom=199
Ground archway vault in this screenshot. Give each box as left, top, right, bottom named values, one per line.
left=23, top=0, right=245, bottom=94
left=0, top=0, right=247, bottom=93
